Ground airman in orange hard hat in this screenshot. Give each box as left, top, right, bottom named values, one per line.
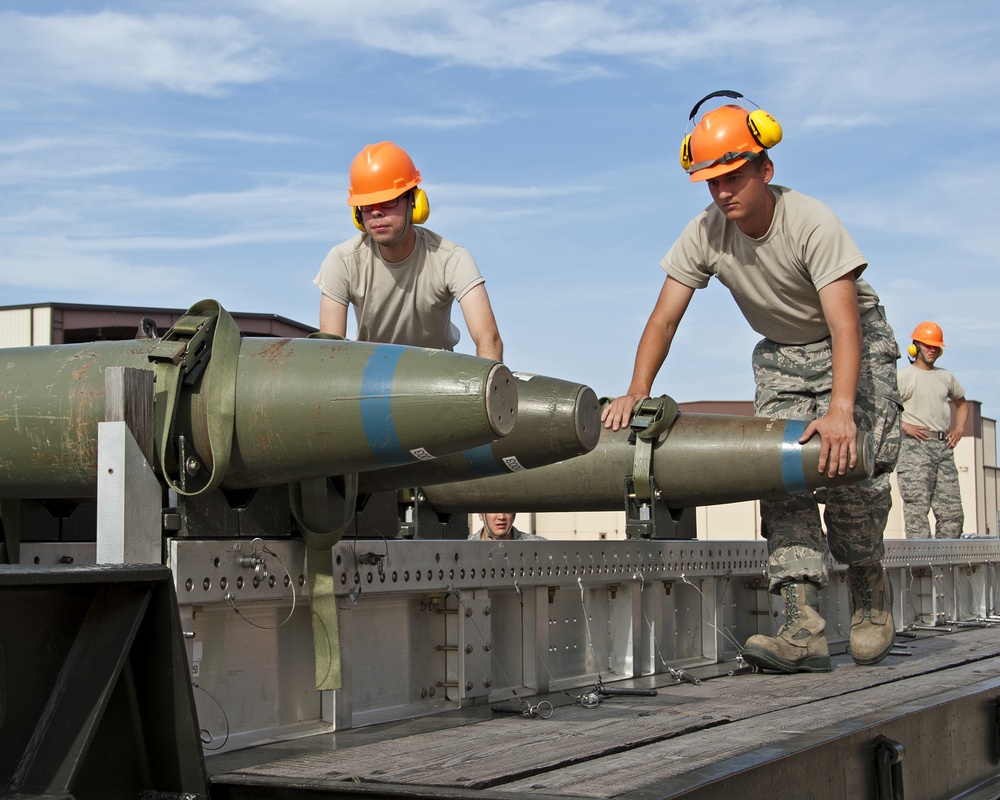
left=897, top=321, right=968, bottom=540
left=604, top=90, right=903, bottom=675
left=314, top=142, right=502, bottom=360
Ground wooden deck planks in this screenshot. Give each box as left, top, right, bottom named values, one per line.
left=223, top=627, right=1000, bottom=796
left=502, top=657, right=1000, bottom=797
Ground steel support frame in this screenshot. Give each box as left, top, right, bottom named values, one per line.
left=167, top=537, right=1000, bottom=750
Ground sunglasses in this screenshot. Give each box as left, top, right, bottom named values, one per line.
left=357, top=196, right=403, bottom=213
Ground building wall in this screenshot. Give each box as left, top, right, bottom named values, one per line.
left=531, top=510, right=626, bottom=540
left=985, top=418, right=1000, bottom=536
left=0, top=307, right=44, bottom=347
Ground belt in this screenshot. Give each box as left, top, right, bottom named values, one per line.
left=907, top=431, right=947, bottom=441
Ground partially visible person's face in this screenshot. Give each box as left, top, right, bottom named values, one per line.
left=359, top=193, right=411, bottom=248
left=482, top=512, right=515, bottom=539
left=916, top=342, right=941, bottom=365
left=705, top=159, right=774, bottom=237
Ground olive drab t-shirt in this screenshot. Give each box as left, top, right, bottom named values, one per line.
left=314, top=226, right=485, bottom=350
left=661, top=185, right=880, bottom=345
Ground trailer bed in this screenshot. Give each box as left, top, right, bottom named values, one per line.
left=208, top=625, right=1000, bottom=800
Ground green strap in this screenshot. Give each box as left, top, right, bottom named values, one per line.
left=148, top=299, right=241, bottom=496
left=631, top=394, right=679, bottom=441
left=307, top=546, right=342, bottom=691
left=291, top=474, right=359, bottom=691
left=293, top=332, right=355, bottom=691
left=629, top=395, right=680, bottom=503
left=290, top=474, right=359, bottom=550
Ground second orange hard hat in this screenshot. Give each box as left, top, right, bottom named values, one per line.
left=910, top=321, right=945, bottom=348
left=347, top=142, right=422, bottom=207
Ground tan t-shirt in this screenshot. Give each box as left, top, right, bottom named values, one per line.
left=314, top=226, right=485, bottom=349
left=661, top=186, right=880, bottom=345
left=898, top=365, right=966, bottom=433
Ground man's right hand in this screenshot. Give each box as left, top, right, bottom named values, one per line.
left=601, top=393, right=647, bottom=431
left=902, top=422, right=929, bottom=441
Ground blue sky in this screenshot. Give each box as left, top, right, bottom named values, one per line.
left=2, top=1, right=999, bottom=420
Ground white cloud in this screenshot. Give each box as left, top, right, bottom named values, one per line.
left=0, top=238, right=198, bottom=296
left=233, top=0, right=851, bottom=78
left=395, top=109, right=498, bottom=130
left=0, top=10, right=278, bottom=96
left=0, top=134, right=184, bottom=185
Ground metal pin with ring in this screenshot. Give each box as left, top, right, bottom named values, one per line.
left=490, top=700, right=554, bottom=719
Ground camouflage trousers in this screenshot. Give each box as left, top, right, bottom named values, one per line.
left=752, top=310, right=902, bottom=592
left=896, top=437, right=964, bottom=538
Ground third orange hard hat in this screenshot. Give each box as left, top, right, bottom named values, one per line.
left=910, top=321, right=945, bottom=348
left=347, top=142, right=422, bottom=207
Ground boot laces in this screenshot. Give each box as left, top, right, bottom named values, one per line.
left=854, top=570, right=875, bottom=620
left=778, top=586, right=802, bottom=633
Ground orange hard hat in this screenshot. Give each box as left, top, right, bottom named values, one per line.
left=910, top=321, right=945, bottom=348
left=683, top=104, right=781, bottom=183
left=347, top=142, right=422, bottom=207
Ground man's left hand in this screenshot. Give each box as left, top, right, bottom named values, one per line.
left=800, top=409, right=858, bottom=477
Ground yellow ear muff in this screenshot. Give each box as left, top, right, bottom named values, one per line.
left=411, top=188, right=429, bottom=224
left=350, top=188, right=430, bottom=231
left=907, top=343, right=918, bottom=359
left=679, top=134, right=693, bottom=171
left=747, top=109, right=782, bottom=149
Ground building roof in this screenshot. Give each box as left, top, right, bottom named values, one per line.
left=0, top=301, right=316, bottom=346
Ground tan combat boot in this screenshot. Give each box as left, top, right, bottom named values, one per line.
left=847, top=564, right=895, bottom=666
left=742, top=581, right=832, bottom=673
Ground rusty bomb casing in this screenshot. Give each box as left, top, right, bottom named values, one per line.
left=0, top=337, right=519, bottom=498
